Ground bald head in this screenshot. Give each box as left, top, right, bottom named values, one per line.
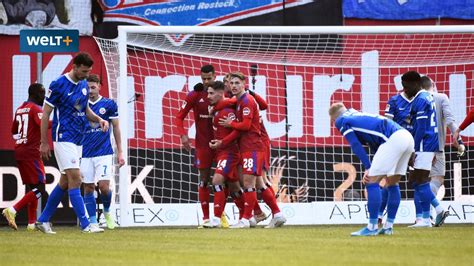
left=329, top=102, right=347, bottom=122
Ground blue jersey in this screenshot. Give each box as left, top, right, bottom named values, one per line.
left=335, top=109, right=402, bottom=170
left=82, top=96, right=118, bottom=158
left=385, top=93, right=413, bottom=132
left=409, top=90, right=439, bottom=152
left=44, top=74, right=89, bottom=145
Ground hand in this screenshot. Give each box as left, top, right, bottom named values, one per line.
left=209, top=139, right=222, bottom=149
left=99, top=119, right=109, bottom=132
left=181, top=135, right=192, bottom=152
left=40, top=142, right=51, bottom=160
left=117, top=152, right=125, bottom=167
left=453, top=129, right=461, bottom=148
left=457, top=144, right=466, bottom=157
left=408, top=153, right=416, bottom=167
left=362, top=170, right=369, bottom=185
left=218, top=116, right=233, bottom=128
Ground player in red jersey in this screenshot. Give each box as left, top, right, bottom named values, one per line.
left=175, top=65, right=226, bottom=226
left=454, top=108, right=474, bottom=147
left=219, top=72, right=286, bottom=228
left=3, top=84, right=49, bottom=231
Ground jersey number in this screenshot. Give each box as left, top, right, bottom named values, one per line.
left=217, top=160, right=227, bottom=170
left=243, top=158, right=254, bottom=171
left=16, top=114, right=29, bottom=139
left=430, top=102, right=438, bottom=133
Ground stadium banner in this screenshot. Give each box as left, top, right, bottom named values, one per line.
left=343, top=0, right=474, bottom=20
left=19, top=29, right=79, bottom=53
left=0, top=0, right=93, bottom=35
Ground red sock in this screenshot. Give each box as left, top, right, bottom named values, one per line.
left=261, top=187, right=280, bottom=215
left=198, top=186, right=210, bottom=220
left=213, top=188, right=226, bottom=218
left=27, top=198, right=38, bottom=224
left=253, top=200, right=263, bottom=215
left=232, top=193, right=245, bottom=220
left=266, top=182, right=276, bottom=197
left=243, top=189, right=257, bottom=220
left=13, top=191, right=37, bottom=212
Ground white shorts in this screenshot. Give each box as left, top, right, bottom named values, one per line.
left=80, top=155, right=113, bottom=184
left=369, top=129, right=415, bottom=177
left=414, top=152, right=435, bottom=171
left=429, top=152, right=446, bottom=177
left=54, top=142, right=82, bottom=174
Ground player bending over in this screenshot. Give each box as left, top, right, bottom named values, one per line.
left=330, top=102, right=414, bottom=236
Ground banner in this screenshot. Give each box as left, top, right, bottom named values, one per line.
left=343, top=0, right=474, bottom=20
left=0, top=0, right=92, bottom=35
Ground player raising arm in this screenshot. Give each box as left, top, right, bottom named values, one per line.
left=453, top=108, right=474, bottom=142
left=330, top=103, right=414, bottom=236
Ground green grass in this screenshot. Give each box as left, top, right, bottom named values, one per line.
left=0, top=225, right=472, bottom=265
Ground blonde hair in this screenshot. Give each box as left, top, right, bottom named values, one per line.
left=229, top=71, right=245, bottom=82
left=328, top=102, right=346, bottom=117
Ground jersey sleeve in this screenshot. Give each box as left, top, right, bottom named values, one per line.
left=109, top=100, right=119, bottom=120
left=44, top=80, right=62, bottom=108
left=439, top=93, right=458, bottom=134
left=175, top=91, right=197, bottom=136
left=252, top=92, right=268, bottom=111
left=214, top=97, right=236, bottom=111
left=31, top=105, right=43, bottom=126
left=384, top=96, right=396, bottom=119
left=413, top=98, right=430, bottom=151
left=459, top=108, right=474, bottom=131
left=336, top=117, right=371, bottom=169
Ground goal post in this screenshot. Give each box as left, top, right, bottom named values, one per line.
left=96, top=25, right=474, bottom=227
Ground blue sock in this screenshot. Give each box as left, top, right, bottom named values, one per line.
left=69, top=188, right=90, bottom=229
left=378, top=187, right=388, bottom=218
left=416, top=182, right=434, bottom=220
left=84, top=192, right=97, bottom=224
left=386, top=185, right=401, bottom=224
left=38, top=185, right=65, bottom=223
left=100, top=191, right=112, bottom=213
left=366, top=183, right=382, bottom=230
left=413, top=184, right=423, bottom=220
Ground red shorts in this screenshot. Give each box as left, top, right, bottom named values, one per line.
left=240, top=151, right=265, bottom=176
left=214, top=151, right=240, bottom=182
left=194, top=148, right=215, bottom=169
left=17, top=159, right=45, bottom=185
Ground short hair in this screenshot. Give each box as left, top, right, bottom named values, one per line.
left=73, top=52, right=94, bottom=67
left=401, top=71, right=421, bottom=83
left=328, top=102, right=346, bottom=117
left=210, top=80, right=225, bottom=91
left=87, top=74, right=101, bottom=84
left=229, top=71, right=245, bottom=81
left=420, top=76, right=432, bottom=90
left=200, top=64, right=215, bottom=74
left=28, top=83, right=44, bottom=96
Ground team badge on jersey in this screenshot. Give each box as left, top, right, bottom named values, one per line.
left=243, top=107, right=250, bottom=116
left=227, top=113, right=236, bottom=121
left=82, top=88, right=87, bottom=95
left=99, top=107, right=106, bottom=115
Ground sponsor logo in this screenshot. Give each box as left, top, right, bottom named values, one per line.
left=199, top=98, right=205, bottom=103
left=71, top=159, right=77, bottom=164
left=67, top=91, right=74, bottom=96
left=82, top=88, right=87, bottom=95
left=20, top=29, right=79, bottom=53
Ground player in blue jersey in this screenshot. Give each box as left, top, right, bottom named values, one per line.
left=36, top=52, right=109, bottom=234
left=330, top=102, right=414, bottom=236
left=81, top=74, right=125, bottom=230
left=402, top=71, right=449, bottom=228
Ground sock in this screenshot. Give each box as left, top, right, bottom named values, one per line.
left=13, top=190, right=38, bottom=212
left=213, top=185, right=226, bottom=218
left=416, top=182, right=437, bottom=222
left=385, top=185, right=401, bottom=229
left=231, top=190, right=245, bottom=220
left=265, top=182, right=276, bottom=197
left=100, top=191, right=112, bottom=213
left=431, top=197, right=444, bottom=215
left=243, top=188, right=257, bottom=220
left=38, top=185, right=66, bottom=223
left=378, top=187, right=388, bottom=219
left=253, top=192, right=263, bottom=216
left=26, top=189, right=41, bottom=224
left=366, top=183, right=381, bottom=230
left=261, top=187, right=280, bottom=215
left=84, top=192, right=97, bottom=224
left=413, top=183, right=423, bottom=221
left=430, top=179, right=442, bottom=197
left=69, top=188, right=90, bottom=229
left=198, top=182, right=210, bottom=220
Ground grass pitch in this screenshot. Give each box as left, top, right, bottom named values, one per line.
left=0, top=225, right=472, bottom=265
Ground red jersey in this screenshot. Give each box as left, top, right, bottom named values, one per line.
left=459, top=108, right=474, bottom=130
left=231, top=93, right=264, bottom=152
left=212, top=107, right=239, bottom=154
left=11, top=101, right=43, bottom=160
left=175, top=90, right=213, bottom=149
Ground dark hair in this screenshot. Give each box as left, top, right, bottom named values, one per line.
left=210, top=81, right=225, bottom=91
left=73, top=52, right=94, bottom=67
left=28, top=83, right=44, bottom=96
left=200, top=64, right=215, bottom=74
left=87, top=74, right=101, bottom=84
left=420, top=76, right=432, bottom=90
left=401, top=71, right=421, bottom=83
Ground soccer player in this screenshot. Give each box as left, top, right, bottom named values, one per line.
left=219, top=72, right=286, bottom=228
left=421, top=76, right=465, bottom=201
left=81, top=74, right=125, bottom=230
left=175, top=65, right=220, bottom=226
left=3, top=83, right=49, bottom=231
left=330, top=102, right=414, bottom=236
left=402, top=71, right=448, bottom=228
left=453, top=108, right=474, bottom=143
left=36, top=52, right=109, bottom=234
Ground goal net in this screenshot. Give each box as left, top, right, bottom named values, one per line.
left=95, top=26, right=474, bottom=227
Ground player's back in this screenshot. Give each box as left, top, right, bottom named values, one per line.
left=410, top=90, right=439, bottom=152
left=212, top=107, right=239, bottom=153
left=236, top=93, right=263, bottom=152
left=11, top=101, right=43, bottom=160
left=336, top=109, right=401, bottom=150
left=385, top=93, right=413, bottom=132
left=82, top=96, right=117, bottom=158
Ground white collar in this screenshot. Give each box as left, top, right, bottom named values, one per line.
left=88, top=95, right=102, bottom=105
left=65, top=73, right=79, bottom=85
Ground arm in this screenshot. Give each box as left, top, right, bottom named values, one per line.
left=249, top=91, right=268, bottom=111
left=111, top=119, right=125, bottom=167
left=86, top=105, right=109, bottom=132
left=175, top=92, right=196, bottom=152
left=384, top=98, right=395, bottom=120
left=229, top=117, right=252, bottom=131
left=458, top=108, right=474, bottom=131
left=214, top=97, right=236, bottom=111
left=222, top=129, right=240, bottom=147
left=40, top=104, right=53, bottom=160
left=440, top=94, right=459, bottom=134
left=344, top=130, right=371, bottom=170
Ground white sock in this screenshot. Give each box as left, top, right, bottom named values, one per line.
left=273, top=212, right=282, bottom=218
left=367, top=223, right=377, bottom=231
left=435, top=205, right=444, bottom=215
left=8, top=206, right=17, bottom=214
left=384, top=221, right=393, bottom=229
